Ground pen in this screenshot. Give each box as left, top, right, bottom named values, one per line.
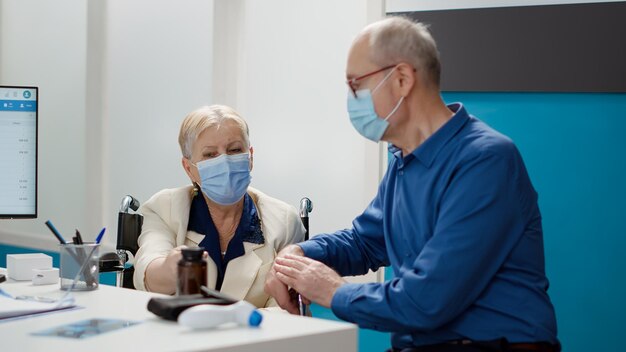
left=44, top=222, right=96, bottom=286
left=95, top=227, right=106, bottom=244
left=0, top=287, right=14, bottom=299
left=72, top=229, right=96, bottom=286
left=75, top=229, right=84, bottom=245
left=45, top=220, right=67, bottom=244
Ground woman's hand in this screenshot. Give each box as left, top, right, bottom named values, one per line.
left=164, top=245, right=186, bottom=279
left=145, top=245, right=187, bottom=294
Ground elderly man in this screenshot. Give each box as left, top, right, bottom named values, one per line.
left=265, top=16, right=559, bottom=352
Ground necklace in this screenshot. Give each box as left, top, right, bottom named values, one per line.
left=206, top=200, right=243, bottom=256
left=217, top=222, right=238, bottom=256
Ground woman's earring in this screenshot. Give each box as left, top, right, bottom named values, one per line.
left=192, top=182, right=200, bottom=197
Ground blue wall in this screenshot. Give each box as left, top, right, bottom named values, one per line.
left=314, top=93, right=626, bottom=352
left=0, top=244, right=60, bottom=268
left=440, top=93, right=626, bottom=352
left=381, top=92, right=626, bottom=351
left=310, top=304, right=391, bottom=351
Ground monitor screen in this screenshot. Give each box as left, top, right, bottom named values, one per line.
left=0, top=86, right=38, bottom=218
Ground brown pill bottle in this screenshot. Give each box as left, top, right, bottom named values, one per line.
left=176, top=247, right=207, bottom=295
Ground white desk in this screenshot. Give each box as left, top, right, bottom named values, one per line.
left=0, top=269, right=357, bottom=352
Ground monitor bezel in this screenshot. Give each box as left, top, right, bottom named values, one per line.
left=0, top=85, right=38, bottom=219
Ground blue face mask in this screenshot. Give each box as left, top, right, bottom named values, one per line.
left=347, top=68, right=405, bottom=142
left=194, top=153, right=251, bottom=205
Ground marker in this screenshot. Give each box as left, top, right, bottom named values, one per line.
left=95, top=227, right=106, bottom=244
left=74, top=229, right=84, bottom=245
left=45, top=220, right=67, bottom=244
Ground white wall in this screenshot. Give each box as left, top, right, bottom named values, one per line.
left=0, top=0, right=215, bottom=250
left=213, top=0, right=385, bottom=237
left=99, top=0, right=215, bottom=247
left=0, top=0, right=387, bottom=280
left=0, top=0, right=88, bottom=249
left=212, top=0, right=386, bottom=283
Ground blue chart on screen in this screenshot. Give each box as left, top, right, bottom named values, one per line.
left=0, top=86, right=38, bottom=218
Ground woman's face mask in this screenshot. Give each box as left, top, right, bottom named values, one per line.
left=194, top=152, right=251, bottom=205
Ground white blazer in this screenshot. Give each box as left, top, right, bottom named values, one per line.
left=133, top=185, right=306, bottom=308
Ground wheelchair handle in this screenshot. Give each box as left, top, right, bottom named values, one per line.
left=298, top=197, right=313, bottom=316
left=120, top=195, right=140, bottom=213
left=299, top=197, right=313, bottom=218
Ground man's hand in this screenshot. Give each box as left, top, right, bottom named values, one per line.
left=273, top=254, right=346, bottom=308
left=264, top=245, right=305, bottom=314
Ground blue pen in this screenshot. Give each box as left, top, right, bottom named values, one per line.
left=95, top=227, right=106, bottom=244
left=45, top=220, right=67, bottom=244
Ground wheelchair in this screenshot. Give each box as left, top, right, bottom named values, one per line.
left=98, top=195, right=143, bottom=289
left=99, top=195, right=313, bottom=295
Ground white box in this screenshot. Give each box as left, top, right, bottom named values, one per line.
left=7, top=253, right=53, bottom=281
left=32, top=267, right=59, bottom=285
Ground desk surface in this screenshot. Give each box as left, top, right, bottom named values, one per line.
left=0, top=269, right=356, bottom=352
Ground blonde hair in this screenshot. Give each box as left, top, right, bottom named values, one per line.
left=364, top=16, right=441, bottom=87
left=178, top=105, right=250, bottom=159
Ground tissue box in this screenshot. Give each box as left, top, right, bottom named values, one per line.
left=7, top=253, right=53, bottom=281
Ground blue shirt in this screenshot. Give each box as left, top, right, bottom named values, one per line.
left=299, top=103, right=558, bottom=348
left=188, top=193, right=264, bottom=291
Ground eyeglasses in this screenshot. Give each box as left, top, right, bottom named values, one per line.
left=346, top=65, right=396, bottom=98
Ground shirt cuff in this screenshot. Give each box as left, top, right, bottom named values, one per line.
left=297, top=240, right=326, bottom=261
left=330, top=282, right=361, bottom=324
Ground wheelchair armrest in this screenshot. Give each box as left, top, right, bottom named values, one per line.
left=99, top=251, right=124, bottom=273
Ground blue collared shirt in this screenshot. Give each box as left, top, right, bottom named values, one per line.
left=299, top=103, right=558, bottom=348
left=188, top=193, right=264, bottom=291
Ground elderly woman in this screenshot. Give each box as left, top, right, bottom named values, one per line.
left=133, top=105, right=305, bottom=308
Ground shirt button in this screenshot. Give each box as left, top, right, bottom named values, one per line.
left=399, top=171, right=404, bottom=176
left=405, top=253, right=411, bottom=257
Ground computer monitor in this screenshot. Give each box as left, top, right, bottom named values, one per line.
left=0, top=86, right=38, bottom=219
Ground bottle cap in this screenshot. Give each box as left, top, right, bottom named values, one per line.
left=248, top=310, right=263, bottom=327
left=181, top=247, right=205, bottom=262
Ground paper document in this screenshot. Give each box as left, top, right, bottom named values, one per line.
left=0, top=291, right=76, bottom=320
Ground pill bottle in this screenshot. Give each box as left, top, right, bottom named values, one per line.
left=177, top=247, right=207, bottom=295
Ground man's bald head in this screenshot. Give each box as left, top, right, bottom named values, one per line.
left=355, top=17, right=441, bottom=88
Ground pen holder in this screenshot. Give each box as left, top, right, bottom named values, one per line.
left=59, top=243, right=100, bottom=291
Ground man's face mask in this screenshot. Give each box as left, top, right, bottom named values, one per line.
left=194, top=152, right=251, bottom=205
left=347, top=67, right=405, bottom=142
